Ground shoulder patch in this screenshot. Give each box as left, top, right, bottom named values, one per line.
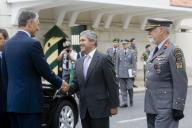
left=174, top=48, right=183, bottom=69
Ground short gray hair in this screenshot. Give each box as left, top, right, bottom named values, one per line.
left=80, top=30, right=97, bottom=46
left=162, top=26, right=171, bottom=34
left=18, top=10, right=39, bottom=27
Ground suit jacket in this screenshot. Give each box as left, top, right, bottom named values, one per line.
left=0, top=56, right=6, bottom=119
left=144, top=40, right=188, bottom=114
left=69, top=50, right=119, bottom=119
left=116, top=48, right=136, bottom=78
left=2, top=31, right=62, bottom=113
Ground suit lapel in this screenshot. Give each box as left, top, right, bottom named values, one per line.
left=85, top=50, right=99, bottom=82
left=79, top=56, right=86, bottom=84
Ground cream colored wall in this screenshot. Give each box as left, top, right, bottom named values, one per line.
left=0, top=7, right=184, bottom=72
left=0, top=18, right=168, bottom=71
left=35, top=22, right=151, bottom=70
left=175, top=32, right=192, bottom=77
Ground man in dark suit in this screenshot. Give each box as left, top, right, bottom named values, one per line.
left=2, top=10, right=67, bottom=128
left=0, top=28, right=10, bottom=127
left=63, top=30, right=119, bottom=128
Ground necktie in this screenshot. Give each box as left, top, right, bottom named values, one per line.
left=83, top=55, right=90, bottom=79
left=113, top=49, right=117, bottom=56
left=66, top=55, right=69, bottom=69
left=124, top=50, right=127, bottom=55
left=153, top=47, right=158, bottom=56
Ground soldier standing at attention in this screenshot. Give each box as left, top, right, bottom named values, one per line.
left=144, top=18, right=188, bottom=128
left=117, top=39, right=136, bottom=107
left=106, top=38, right=120, bottom=73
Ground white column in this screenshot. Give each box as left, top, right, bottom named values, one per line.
left=175, top=32, right=192, bottom=77
left=0, top=0, right=17, bottom=35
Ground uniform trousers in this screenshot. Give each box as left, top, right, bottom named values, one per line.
left=119, top=78, right=134, bottom=105
left=146, top=113, right=179, bottom=128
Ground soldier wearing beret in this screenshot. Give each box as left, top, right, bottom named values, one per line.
left=144, top=18, right=188, bottom=128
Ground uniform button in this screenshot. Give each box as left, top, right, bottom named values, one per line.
left=176, top=102, right=178, bottom=104
left=147, top=71, right=149, bottom=73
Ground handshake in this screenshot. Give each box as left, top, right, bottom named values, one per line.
left=61, top=80, right=70, bottom=93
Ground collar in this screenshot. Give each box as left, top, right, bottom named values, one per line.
left=157, top=36, right=169, bottom=49
left=17, top=30, right=31, bottom=37
left=86, top=48, right=96, bottom=59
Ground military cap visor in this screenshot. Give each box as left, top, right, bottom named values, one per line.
left=121, top=39, right=130, bottom=44
left=145, top=18, right=173, bottom=31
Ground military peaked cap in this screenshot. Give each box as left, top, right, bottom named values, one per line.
left=113, top=38, right=120, bottom=43
left=145, top=18, right=173, bottom=31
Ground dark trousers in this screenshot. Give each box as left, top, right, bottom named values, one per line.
left=0, top=112, right=10, bottom=128
left=81, top=111, right=109, bottom=128
left=10, top=113, right=41, bottom=128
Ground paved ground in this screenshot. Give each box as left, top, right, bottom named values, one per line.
left=75, top=70, right=192, bottom=128
left=76, top=88, right=192, bottom=128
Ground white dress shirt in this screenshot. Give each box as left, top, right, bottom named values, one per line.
left=83, top=48, right=96, bottom=78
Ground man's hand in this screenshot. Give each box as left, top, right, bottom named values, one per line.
left=61, top=81, right=69, bottom=92
left=172, top=109, right=184, bottom=121
left=110, top=107, right=118, bottom=116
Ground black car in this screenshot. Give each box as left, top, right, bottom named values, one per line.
left=41, top=81, right=79, bottom=128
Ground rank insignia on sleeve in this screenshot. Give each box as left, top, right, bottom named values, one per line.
left=174, top=48, right=182, bottom=56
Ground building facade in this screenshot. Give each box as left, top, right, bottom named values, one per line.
left=1, top=0, right=192, bottom=76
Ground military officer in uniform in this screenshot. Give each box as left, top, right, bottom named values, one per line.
left=144, top=18, right=188, bottom=128
left=117, top=39, right=136, bottom=107
left=106, top=38, right=120, bottom=73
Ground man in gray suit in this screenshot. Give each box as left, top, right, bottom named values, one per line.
left=144, top=18, right=188, bottom=128
left=117, top=39, right=136, bottom=107
left=63, top=30, right=119, bottom=128
left=106, top=38, right=120, bottom=73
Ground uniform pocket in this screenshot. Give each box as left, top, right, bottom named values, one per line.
left=157, top=89, right=173, bottom=109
